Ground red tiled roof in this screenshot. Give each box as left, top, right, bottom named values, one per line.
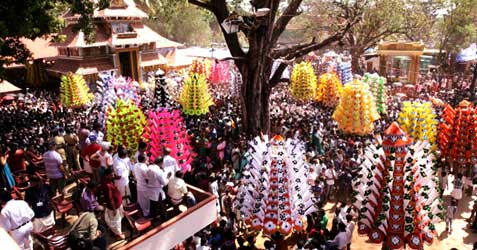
left=52, top=24, right=110, bottom=48
left=95, top=0, right=148, bottom=19
left=141, top=52, right=167, bottom=67
left=47, top=58, right=115, bottom=75
left=20, top=37, right=58, bottom=59
left=112, top=23, right=182, bottom=48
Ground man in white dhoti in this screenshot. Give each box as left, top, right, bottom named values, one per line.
left=132, top=154, right=150, bottom=217
left=0, top=190, right=35, bottom=250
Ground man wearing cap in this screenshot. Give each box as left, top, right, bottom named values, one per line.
left=43, top=142, right=66, bottom=195
left=0, top=190, right=35, bottom=250
left=81, top=134, right=101, bottom=182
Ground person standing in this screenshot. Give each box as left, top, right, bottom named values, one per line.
left=53, top=129, right=68, bottom=175
left=446, top=198, right=458, bottom=234
left=86, top=123, right=104, bottom=144
left=43, top=141, right=66, bottom=195
left=133, top=154, right=150, bottom=217
left=146, top=157, right=168, bottom=221
left=0, top=190, right=35, bottom=250
left=77, top=122, right=90, bottom=153
left=64, top=127, right=80, bottom=171
left=91, top=141, right=113, bottom=180
left=112, top=148, right=131, bottom=205
left=24, top=176, right=55, bottom=233
left=99, top=168, right=125, bottom=239
left=345, top=214, right=355, bottom=250
left=81, top=135, right=101, bottom=183
left=451, top=173, right=464, bottom=206
left=163, top=147, right=180, bottom=179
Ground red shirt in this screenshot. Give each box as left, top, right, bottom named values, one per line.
left=100, top=180, right=122, bottom=210
left=81, top=143, right=101, bottom=168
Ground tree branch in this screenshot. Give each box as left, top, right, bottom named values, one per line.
left=271, top=37, right=316, bottom=58
left=187, top=0, right=213, bottom=11
left=188, top=0, right=246, bottom=60
left=270, top=0, right=304, bottom=46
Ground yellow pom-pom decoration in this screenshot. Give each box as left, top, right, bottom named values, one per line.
left=105, top=99, right=147, bottom=152
left=332, top=80, right=380, bottom=135
left=60, top=72, right=93, bottom=108
left=316, top=72, right=343, bottom=107
left=363, top=73, right=387, bottom=114
left=398, top=101, right=438, bottom=150
left=290, top=62, right=317, bottom=101
left=180, top=74, right=214, bottom=116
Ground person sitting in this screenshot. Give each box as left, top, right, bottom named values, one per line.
left=80, top=180, right=104, bottom=212
left=167, top=171, right=189, bottom=213
left=24, top=175, right=55, bottom=233
left=68, top=211, right=107, bottom=250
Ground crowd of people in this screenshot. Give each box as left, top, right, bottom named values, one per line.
left=0, top=70, right=476, bottom=250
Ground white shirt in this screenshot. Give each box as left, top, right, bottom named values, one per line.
left=163, top=155, right=180, bottom=178
left=146, top=164, right=168, bottom=201
left=168, top=177, right=188, bottom=204
left=325, top=168, right=336, bottom=185
left=113, top=157, right=130, bottom=187
left=133, top=162, right=149, bottom=191
left=0, top=200, right=34, bottom=231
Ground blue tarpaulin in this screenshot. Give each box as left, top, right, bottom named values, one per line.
left=456, top=43, right=477, bottom=63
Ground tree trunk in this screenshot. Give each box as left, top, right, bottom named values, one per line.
left=350, top=47, right=363, bottom=73
left=239, top=25, right=273, bottom=137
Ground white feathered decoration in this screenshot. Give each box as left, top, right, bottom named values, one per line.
left=235, top=135, right=314, bottom=236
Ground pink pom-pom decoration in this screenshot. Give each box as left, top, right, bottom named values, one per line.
left=143, top=108, right=196, bottom=172
left=209, top=61, right=230, bottom=85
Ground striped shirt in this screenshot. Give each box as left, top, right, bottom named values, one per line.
left=43, top=150, right=64, bottom=179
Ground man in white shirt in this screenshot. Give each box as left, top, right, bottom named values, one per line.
left=345, top=214, right=355, bottom=250
left=168, top=171, right=188, bottom=212
left=86, top=123, right=104, bottom=144
left=324, top=165, right=336, bottom=199
left=146, top=157, right=169, bottom=221
left=132, top=154, right=150, bottom=217
left=113, top=149, right=131, bottom=205
left=0, top=191, right=35, bottom=250
left=163, top=147, right=180, bottom=180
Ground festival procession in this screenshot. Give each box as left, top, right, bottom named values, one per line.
left=1, top=0, right=477, bottom=250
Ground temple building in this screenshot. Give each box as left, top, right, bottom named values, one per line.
left=47, top=0, right=182, bottom=83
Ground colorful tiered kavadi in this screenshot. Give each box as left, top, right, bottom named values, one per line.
left=398, top=101, right=438, bottom=151
left=143, top=108, right=195, bottom=172
left=189, top=59, right=211, bottom=78
left=179, top=74, right=214, bottom=116
left=363, top=73, right=387, bottom=114
left=234, top=135, right=316, bottom=236
left=60, top=72, right=94, bottom=108
left=316, top=72, right=343, bottom=107
left=105, top=99, right=147, bottom=152
left=353, top=122, right=444, bottom=249
left=290, top=62, right=317, bottom=101
left=209, top=61, right=230, bottom=85
left=439, top=100, right=477, bottom=170
left=332, top=80, right=380, bottom=135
